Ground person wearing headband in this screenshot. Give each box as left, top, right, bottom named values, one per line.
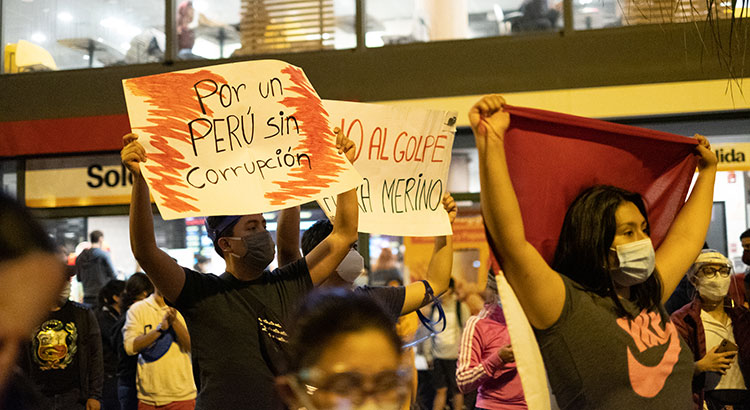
left=671, top=249, right=750, bottom=409
left=120, top=128, right=360, bottom=410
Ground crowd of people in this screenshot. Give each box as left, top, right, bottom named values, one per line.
left=0, top=95, right=748, bottom=410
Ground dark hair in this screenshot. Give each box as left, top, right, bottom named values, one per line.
left=301, top=219, right=333, bottom=256
left=552, top=185, right=662, bottom=318
left=119, top=273, right=154, bottom=313
left=287, top=288, right=402, bottom=373
left=741, top=229, right=750, bottom=241
left=98, top=279, right=126, bottom=309
left=90, top=230, right=104, bottom=244
left=205, top=216, right=241, bottom=258
left=0, top=191, right=56, bottom=262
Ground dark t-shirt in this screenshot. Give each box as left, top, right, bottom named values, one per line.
left=354, top=285, right=406, bottom=321
left=535, top=275, right=694, bottom=410
left=27, top=302, right=82, bottom=396
left=95, top=306, right=119, bottom=377
left=173, top=258, right=312, bottom=410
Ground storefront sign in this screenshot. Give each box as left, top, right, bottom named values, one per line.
left=25, top=155, right=134, bottom=207
left=318, top=100, right=457, bottom=236
left=714, top=142, right=750, bottom=171
left=122, top=60, right=362, bottom=220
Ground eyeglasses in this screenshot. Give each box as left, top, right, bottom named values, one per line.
left=293, top=367, right=410, bottom=409
left=700, top=266, right=731, bottom=278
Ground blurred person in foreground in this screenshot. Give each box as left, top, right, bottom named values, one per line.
left=276, top=288, right=410, bottom=410
left=0, top=191, right=67, bottom=408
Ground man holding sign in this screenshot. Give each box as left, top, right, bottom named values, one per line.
left=121, top=126, right=360, bottom=410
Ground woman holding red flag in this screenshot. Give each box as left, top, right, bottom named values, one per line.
left=471, top=94, right=717, bottom=409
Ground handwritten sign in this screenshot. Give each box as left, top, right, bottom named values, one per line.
left=319, top=100, right=456, bottom=236
left=122, top=60, right=362, bottom=220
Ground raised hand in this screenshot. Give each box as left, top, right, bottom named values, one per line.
left=442, top=193, right=458, bottom=225
left=121, top=133, right=147, bottom=177
left=469, top=94, right=510, bottom=151
left=693, top=133, right=717, bottom=172
left=335, top=127, right=357, bottom=164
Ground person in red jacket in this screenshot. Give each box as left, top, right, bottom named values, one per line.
left=671, top=249, right=750, bottom=410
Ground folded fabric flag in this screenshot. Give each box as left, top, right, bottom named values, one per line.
left=502, top=105, right=698, bottom=264
left=486, top=106, right=699, bottom=410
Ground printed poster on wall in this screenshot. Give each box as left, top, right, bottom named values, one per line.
left=122, top=60, right=362, bottom=220
left=318, top=100, right=457, bottom=237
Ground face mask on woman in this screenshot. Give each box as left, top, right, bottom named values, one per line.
left=696, top=272, right=731, bottom=301
left=610, top=238, right=655, bottom=287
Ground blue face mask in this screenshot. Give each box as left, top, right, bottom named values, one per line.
left=610, top=238, right=655, bottom=287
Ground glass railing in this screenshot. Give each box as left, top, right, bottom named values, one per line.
left=2, top=0, right=743, bottom=74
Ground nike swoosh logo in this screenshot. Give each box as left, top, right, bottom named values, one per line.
left=625, top=321, right=681, bottom=398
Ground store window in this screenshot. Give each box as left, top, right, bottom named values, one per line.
left=365, top=0, right=561, bottom=47
left=0, top=160, right=17, bottom=197
left=174, top=0, right=355, bottom=61
left=572, top=0, right=735, bottom=30
left=3, top=0, right=165, bottom=73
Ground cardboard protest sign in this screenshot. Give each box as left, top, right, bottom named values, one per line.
left=122, top=60, right=362, bottom=220
left=318, top=100, right=457, bottom=237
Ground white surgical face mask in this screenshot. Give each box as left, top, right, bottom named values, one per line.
left=336, top=249, right=365, bottom=283
left=610, top=238, right=655, bottom=287
left=58, top=280, right=72, bottom=305
left=697, top=274, right=731, bottom=301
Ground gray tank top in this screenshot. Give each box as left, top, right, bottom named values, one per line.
left=534, top=275, right=694, bottom=409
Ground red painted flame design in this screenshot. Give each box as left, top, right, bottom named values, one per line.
left=125, top=70, right=228, bottom=214
left=266, top=65, right=349, bottom=205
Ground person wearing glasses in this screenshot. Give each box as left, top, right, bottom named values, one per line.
left=671, top=250, right=750, bottom=409
left=276, top=288, right=410, bottom=410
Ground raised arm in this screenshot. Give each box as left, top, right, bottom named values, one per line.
left=276, top=206, right=302, bottom=268
left=655, top=134, right=717, bottom=302
left=121, top=133, right=186, bottom=303
left=305, top=128, right=359, bottom=285
left=472, top=95, right=564, bottom=329
left=401, top=194, right=456, bottom=314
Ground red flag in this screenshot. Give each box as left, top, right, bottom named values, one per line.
left=499, top=105, right=699, bottom=264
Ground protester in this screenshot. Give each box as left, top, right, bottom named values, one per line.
left=472, top=94, right=717, bottom=408
left=295, top=194, right=457, bottom=320
left=456, top=272, right=526, bottom=410
left=76, top=231, right=117, bottom=306
left=121, top=128, right=360, bottom=410
left=0, top=191, right=67, bottom=407
left=123, top=288, right=196, bottom=409
left=114, top=273, right=154, bottom=410
left=275, top=288, right=410, bottom=410
left=741, top=229, right=750, bottom=274
left=19, top=274, right=104, bottom=410
left=95, top=279, right=126, bottom=410
left=425, top=279, right=468, bottom=410
left=671, top=249, right=750, bottom=409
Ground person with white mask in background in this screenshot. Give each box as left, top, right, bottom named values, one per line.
left=672, top=249, right=750, bottom=410
left=294, top=194, right=457, bottom=321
